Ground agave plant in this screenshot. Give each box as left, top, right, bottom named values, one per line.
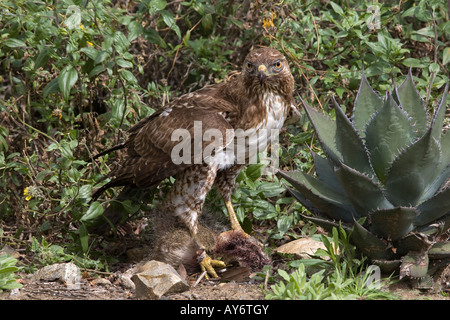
left=278, top=71, right=450, bottom=285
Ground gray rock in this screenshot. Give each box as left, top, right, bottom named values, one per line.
left=33, top=262, right=81, bottom=290
left=131, top=260, right=189, bottom=299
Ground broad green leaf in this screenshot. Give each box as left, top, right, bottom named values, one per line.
left=370, top=207, right=417, bottom=241
left=34, top=47, right=51, bottom=69
left=80, top=47, right=98, bottom=60
left=396, top=71, right=428, bottom=137
left=58, top=65, right=78, bottom=101
left=385, top=129, right=441, bottom=206
left=352, top=72, right=383, bottom=134
left=120, top=69, right=137, bottom=83
left=5, top=38, right=27, bottom=48
left=161, top=10, right=181, bottom=39
left=365, top=94, right=415, bottom=182
left=81, top=201, right=104, bottom=222
left=329, top=1, right=344, bottom=15
left=443, top=47, right=450, bottom=65
left=245, top=163, right=263, bottom=181
left=149, top=0, right=167, bottom=13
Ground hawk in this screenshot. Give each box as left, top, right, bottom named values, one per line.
left=92, top=47, right=294, bottom=277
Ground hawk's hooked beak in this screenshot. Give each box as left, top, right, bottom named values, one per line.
left=258, top=65, right=268, bottom=85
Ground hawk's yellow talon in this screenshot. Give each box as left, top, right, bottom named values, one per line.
left=200, top=254, right=226, bottom=279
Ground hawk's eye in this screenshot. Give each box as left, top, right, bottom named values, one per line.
left=245, top=61, right=253, bottom=71
left=273, top=60, right=282, bottom=69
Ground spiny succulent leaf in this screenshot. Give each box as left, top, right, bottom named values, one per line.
left=335, top=162, right=393, bottom=217
left=284, top=183, right=355, bottom=223
left=385, top=128, right=441, bottom=206
left=399, top=251, right=429, bottom=279
left=415, top=187, right=450, bottom=227
left=396, top=71, right=428, bottom=137
left=430, top=81, right=449, bottom=142
left=311, top=152, right=342, bottom=192
left=333, top=98, right=375, bottom=177
left=395, top=233, right=431, bottom=256
left=428, top=242, right=450, bottom=259
left=365, top=94, right=416, bottom=182
left=370, top=207, right=418, bottom=241
left=419, top=164, right=450, bottom=203
left=352, top=71, right=383, bottom=135
left=351, top=221, right=394, bottom=260
left=302, top=102, right=342, bottom=165
left=277, top=170, right=356, bottom=222
left=441, top=131, right=450, bottom=166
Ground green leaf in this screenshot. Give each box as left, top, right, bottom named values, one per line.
left=370, top=207, right=417, bottom=241
left=333, top=98, right=374, bottom=177
left=149, top=0, right=167, bottom=13
left=302, top=101, right=341, bottom=165
left=430, top=81, right=448, bottom=142
left=4, top=38, right=27, bottom=48
left=443, top=48, right=450, bottom=65
left=43, top=78, right=60, bottom=97
left=161, top=10, right=181, bottom=39
left=351, top=221, right=394, bottom=261
left=415, top=187, right=450, bottom=227
left=396, top=71, right=428, bottom=137
left=365, top=94, right=415, bottom=182
left=120, top=69, right=137, bottom=84
left=277, top=170, right=355, bottom=222
left=78, top=223, right=89, bottom=254
left=116, top=58, right=133, bottom=69
left=311, top=152, right=342, bottom=192
left=58, top=65, right=78, bottom=101
left=329, top=1, right=344, bottom=15
left=80, top=47, right=98, bottom=60
left=335, top=162, right=393, bottom=217
left=385, top=129, right=441, bottom=206
left=245, top=163, right=263, bottom=181
left=81, top=201, right=104, bottom=222
left=352, top=72, right=383, bottom=134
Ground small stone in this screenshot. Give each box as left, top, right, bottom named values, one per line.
left=33, top=262, right=81, bottom=290
left=90, top=277, right=111, bottom=286
left=275, top=238, right=329, bottom=259
left=131, top=260, right=189, bottom=299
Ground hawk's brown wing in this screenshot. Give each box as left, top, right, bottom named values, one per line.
left=93, top=88, right=236, bottom=198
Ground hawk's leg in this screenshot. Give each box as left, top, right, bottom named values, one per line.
left=162, top=164, right=226, bottom=278
left=215, top=164, right=247, bottom=235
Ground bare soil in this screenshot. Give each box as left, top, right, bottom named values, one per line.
left=1, top=264, right=448, bottom=300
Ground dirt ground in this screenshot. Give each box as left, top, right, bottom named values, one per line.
left=1, top=264, right=449, bottom=300
left=1, top=270, right=265, bottom=300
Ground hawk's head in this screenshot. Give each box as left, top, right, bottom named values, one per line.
left=241, top=47, right=293, bottom=98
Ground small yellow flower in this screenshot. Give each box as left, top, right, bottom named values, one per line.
left=80, top=24, right=84, bottom=30
left=262, top=10, right=277, bottom=29
left=86, top=41, right=93, bottom=47
left=52, top=109, right=62, bottom=120
left=23, top=188, right=32, bottom=201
